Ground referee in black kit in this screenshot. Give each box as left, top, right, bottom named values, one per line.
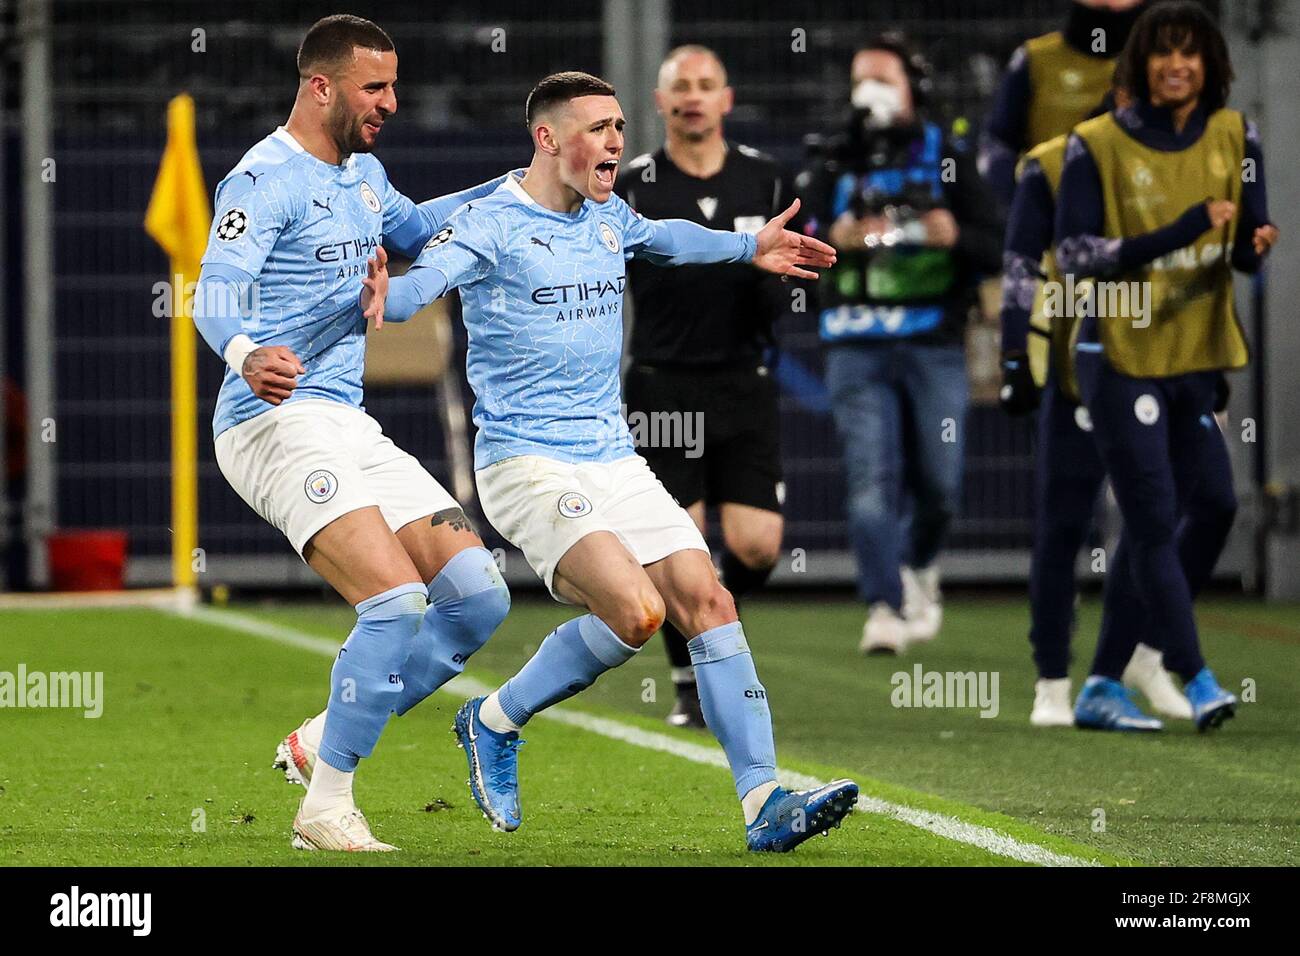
left=616, top=45, right=791, bottom=729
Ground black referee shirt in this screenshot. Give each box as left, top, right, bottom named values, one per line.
left=616, top=142, right=790, bottom=367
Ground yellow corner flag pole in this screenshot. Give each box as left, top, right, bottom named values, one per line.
left=144, top=94, right=209, bottom=604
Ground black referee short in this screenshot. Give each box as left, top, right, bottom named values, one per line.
left=623, top=363, right=784, bottom=514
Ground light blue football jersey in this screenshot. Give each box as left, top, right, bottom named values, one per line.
left=201, top=128, right=418, bottom=437
left=398, top=175, right=754, bottom=469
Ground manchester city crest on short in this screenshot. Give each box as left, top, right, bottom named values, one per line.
left=598, top=222, right=619, bottom=254
left=1074, top=406, right=1094, bottom=432
left=359, top=181, right=381, bottom=213
left=557, top=492, right=593, bottom=518
left=304, top=469, right=338, bottom=504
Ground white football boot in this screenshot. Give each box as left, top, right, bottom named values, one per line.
left=1123, top=643, right=1193, bottom=719
left=273, top=715, right=322, bottom=788
left=292, top=801, right=397, bottom=852
left=860, top=602, right=908, bottom=655
left=901, top=565, right=943, bottom=644
left=1030, top=677, right=1075, bottom=727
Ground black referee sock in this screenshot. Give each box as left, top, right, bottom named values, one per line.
left=721, top=548, right=774, bottom=602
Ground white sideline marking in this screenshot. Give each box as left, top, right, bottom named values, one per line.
left=178, top=605, right=1099, bottom=867
left=0, top=587, right=192, bottom=611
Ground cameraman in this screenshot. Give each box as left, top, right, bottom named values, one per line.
left=798, top=34, right=1002, bottom=654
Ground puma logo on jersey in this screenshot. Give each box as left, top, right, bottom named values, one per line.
left=531, top=235, right=555, bottom=254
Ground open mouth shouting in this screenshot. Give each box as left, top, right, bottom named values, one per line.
left=594, top=158, right=619, bottom=188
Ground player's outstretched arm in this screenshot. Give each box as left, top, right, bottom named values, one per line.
left=365, top=264, right=454, bottom=326
left=625, top=197, right=834, bottom=278
left=385, top=173, right=514, bottom=257
left=752, top=199, right=837, bottom=280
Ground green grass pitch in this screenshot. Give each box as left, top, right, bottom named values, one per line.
left=1, top=594, right=1296, bottom=866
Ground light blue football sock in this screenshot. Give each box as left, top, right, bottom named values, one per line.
left=496, top=614, right=637, bottom=727
left=318, top=582, right=427, bottom=771
left=395, top=547, right=511, bottom=716
left=688, top=621, right=778, bottom=798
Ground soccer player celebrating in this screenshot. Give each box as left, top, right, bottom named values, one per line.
left=193, top=15, right=511, bottom=851
left=615, top=46, right=792, bottom=731
left=1001, top=88, right=1233, bottom=727
left=1054, top=1, right=1277, bottom=730
left=370, top=72, right=859, bottom=852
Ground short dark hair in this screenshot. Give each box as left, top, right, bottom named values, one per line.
left=1118, top=1, right=1233, bottom=113
left=525, top=71, right=617, bottom=127
left=297, top=14, right=394, bottom=78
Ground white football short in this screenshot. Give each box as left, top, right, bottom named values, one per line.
left=476, top=453, right=708, bottom=601
left=215, top=399, right=458, bottom=556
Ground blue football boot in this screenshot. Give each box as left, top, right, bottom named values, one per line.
left=453, top=697, right=523, bottom=832
left=1074, top=676, right=1163, bottom=732
left=1184, top=667, right=1236, bottom=732
left=746, top=779, right=859, bottom=852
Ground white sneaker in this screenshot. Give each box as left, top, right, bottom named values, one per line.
left=1030, top=678, right=1074, bottom=727
left=1123, top=643, right=1193, bottom=719
left=901, top=566, right=943, bottom=643
left=272, top=717, right=318, bottom=788
left=860, top=602, right=908, bottom=655
left=292, top=802, right=398, bottom=852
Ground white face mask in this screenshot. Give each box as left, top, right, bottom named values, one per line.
left=851, top=78, right=904, bottom=127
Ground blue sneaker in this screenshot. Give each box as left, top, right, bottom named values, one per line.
left=746, top=779, right=859, bottom=853
left=1074, top=676, right=1163, bottom=732
left=452, top=697, right=523, bottom=832
left=1184, top=667, right=1236, bottom=731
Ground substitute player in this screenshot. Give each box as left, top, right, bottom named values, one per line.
left=372, top=72, right=859, bottom=852
left=1054, top=1, right=1277, bottom=730
left=1000, top=88, right=1229, bottom=727
left=981, top=0, right=1146, bottom=206
left=193, top=15, right=511, bottom=852
left=616, top=46, right=791, bottom=730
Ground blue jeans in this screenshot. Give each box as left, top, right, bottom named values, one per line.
left=825, top=342, right=970, bottom=610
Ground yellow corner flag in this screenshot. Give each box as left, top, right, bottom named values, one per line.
left=144, top=93, right=209, bottom=596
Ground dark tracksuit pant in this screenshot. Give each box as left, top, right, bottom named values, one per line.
left=1090, top=393, right=1236, bottom=680
left=1075, top=349, right=1235, bottom=682
left=1029, top=374, right=1107, bottom=679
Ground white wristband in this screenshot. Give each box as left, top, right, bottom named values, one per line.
left=223, top=333, right=258, bottom=374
